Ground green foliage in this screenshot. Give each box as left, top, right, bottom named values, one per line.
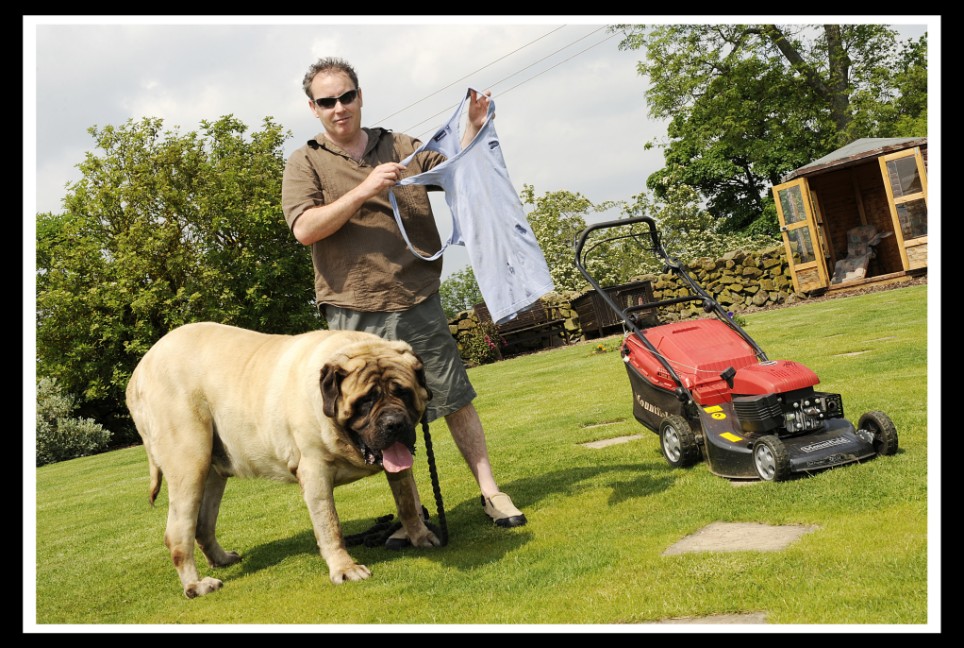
left=439, top=266, right=483, bottom=319
left=744, top=200, right=781, bottom=239
left=521, top=184, right=620, bottom=292
left=847, top=33, right=928, bottom=138
left=35, top=116, right=319, bottom=445
left=36, top=376, right=112, bottom=467
left=614, top=23, right=928, bottom=231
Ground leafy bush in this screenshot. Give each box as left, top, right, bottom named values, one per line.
left=458, top=321, right=506, bottom=367
left=36, top=377, right=112, bottom=466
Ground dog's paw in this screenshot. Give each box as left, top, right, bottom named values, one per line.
left=410, top=527, right=442, bottom=548
left=184, top=577, right=223, bottom=599
left=384, top=521, right=441, bottom=549
left=329, top=562, right=372, bottom=584
left=207, top=550, right=242, bottom=568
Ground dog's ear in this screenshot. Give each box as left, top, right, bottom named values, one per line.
left=319, top=363, right=344, bottom=418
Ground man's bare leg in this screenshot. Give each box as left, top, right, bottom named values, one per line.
left=445, top=403, right=527, bottom=527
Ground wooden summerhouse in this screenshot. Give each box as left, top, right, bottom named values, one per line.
left=771, top=137, right=928, bottom=294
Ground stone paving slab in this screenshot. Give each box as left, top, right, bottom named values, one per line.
left=663, top=521, right=818, bottom=555
left=583, top=434, right=820, bottom=625
left=654, top=612, right=769, bottom=624
left=580, top=434, right=644, bottom=449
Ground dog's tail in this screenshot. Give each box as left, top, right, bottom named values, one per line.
left=147, top=459, right=163, bottom=507
left=139, top=436, right=164, bottom=507
left=126, top=371, right=164, bottom=506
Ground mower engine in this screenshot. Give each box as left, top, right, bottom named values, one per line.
left=733, top=388, right=845, bottom=436
left=728, top=359, right=845, bottom=436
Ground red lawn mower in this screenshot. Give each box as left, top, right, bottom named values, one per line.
left=574, top=216, right=898, bottom=481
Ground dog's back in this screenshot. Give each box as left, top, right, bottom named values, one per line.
left=129, top=323, right=308, bottom=488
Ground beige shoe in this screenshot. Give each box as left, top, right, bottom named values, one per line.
left=481, top=492, right=528, bottom=528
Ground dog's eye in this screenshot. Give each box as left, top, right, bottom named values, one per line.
left=390, top=382, right=415, bottom=406
left=354, top=389, right=379, bottom=416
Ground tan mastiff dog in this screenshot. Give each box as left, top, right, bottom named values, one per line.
left=126, top=322, right=440, bottom=598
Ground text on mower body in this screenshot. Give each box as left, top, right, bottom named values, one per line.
left=800, top=437, right=851, bottom=453
left=636, top=394, right=670, bottom=419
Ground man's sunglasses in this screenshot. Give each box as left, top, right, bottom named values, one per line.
left=313, top=89, right=359, bottom=109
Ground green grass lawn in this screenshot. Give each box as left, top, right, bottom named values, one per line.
left=29, top=283, right=936, bottom=630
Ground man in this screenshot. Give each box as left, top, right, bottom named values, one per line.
left=281, top=57, right=527, bottom=533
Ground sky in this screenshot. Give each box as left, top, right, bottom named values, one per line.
left=25, top=16, right=935, bottom=281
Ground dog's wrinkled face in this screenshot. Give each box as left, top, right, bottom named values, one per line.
left=319, top=339, right=431, bottom=473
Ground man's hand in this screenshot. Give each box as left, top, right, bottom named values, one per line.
left=361, top=162, right=407, bottom=195
left=463, top=89, right=492, bottom=148
left=468, top=88, right=492, bottom=129
left=291, top=162, right=405, bottom=245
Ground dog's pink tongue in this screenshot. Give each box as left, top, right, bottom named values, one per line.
left=381, top=442, right=413, bottom=473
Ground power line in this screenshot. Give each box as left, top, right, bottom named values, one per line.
left=370, top=25, right=567, bottom=128
left=490, top=29, right=622, bottom=100
left=412, top=27, right=624, bottom=140
left=479, top=26, right=611, bottom=97
left=372, top=25, right=619, bottom=139
left=404, top=26, right=613, bottom=138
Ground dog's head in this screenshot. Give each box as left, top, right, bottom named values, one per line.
left=319, top=338, right=432, bottom=473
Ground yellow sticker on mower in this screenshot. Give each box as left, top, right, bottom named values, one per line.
left=703, top=405, right=727, bottom=421
left=703, top=405, right=742, bottom=441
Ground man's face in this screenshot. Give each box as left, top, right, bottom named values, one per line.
left=309, top=71, right=363, bottom=141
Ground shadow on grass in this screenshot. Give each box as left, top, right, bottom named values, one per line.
left=233, top=459, right=674, bottom=578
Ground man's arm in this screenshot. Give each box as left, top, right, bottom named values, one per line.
left=290, top=161, right=407, bottom=246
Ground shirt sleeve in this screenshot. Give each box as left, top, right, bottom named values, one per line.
left=281, top=147, right=324, bottom=232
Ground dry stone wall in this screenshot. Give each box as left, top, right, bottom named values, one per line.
left=651, top=244, right=805, bottom=322
left=449, top=244, right=805, bottom=349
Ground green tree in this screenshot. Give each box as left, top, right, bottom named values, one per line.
left=848, top=33, right=928, bottom=138
left=36, top=116, right=318, bottom=446
left=615, top=23, right=928, bottom=233
left=521, top=184, right=619, bottom=292
left=617, top=183, right=777, bottom=273
left=439, top=265, right=484, bottom=319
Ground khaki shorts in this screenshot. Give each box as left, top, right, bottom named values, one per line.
left=323, top=293, right=476, bottom=422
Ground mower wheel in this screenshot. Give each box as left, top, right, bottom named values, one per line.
left=659, top=415, right=700, bottom=468
left=753, top=436, right=790, bottom=482
left=858, top=410, right=899, bottom=456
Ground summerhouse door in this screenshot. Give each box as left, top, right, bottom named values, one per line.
left=772, top=179, right=830, bottom=293
left=879, top=147, right=928, bottom=271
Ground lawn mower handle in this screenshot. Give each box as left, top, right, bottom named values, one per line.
left=574, top=216, right=665, bottom=271
left=573, top=215, right=769, bottom=401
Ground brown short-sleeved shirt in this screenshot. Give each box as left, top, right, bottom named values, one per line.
left=281, top=127, right=447, bottom=312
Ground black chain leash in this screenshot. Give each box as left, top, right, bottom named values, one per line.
left=421, top=415, right=448, bottom=546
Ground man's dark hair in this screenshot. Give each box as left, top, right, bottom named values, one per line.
left=302, top=57, right=359, bottom=98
